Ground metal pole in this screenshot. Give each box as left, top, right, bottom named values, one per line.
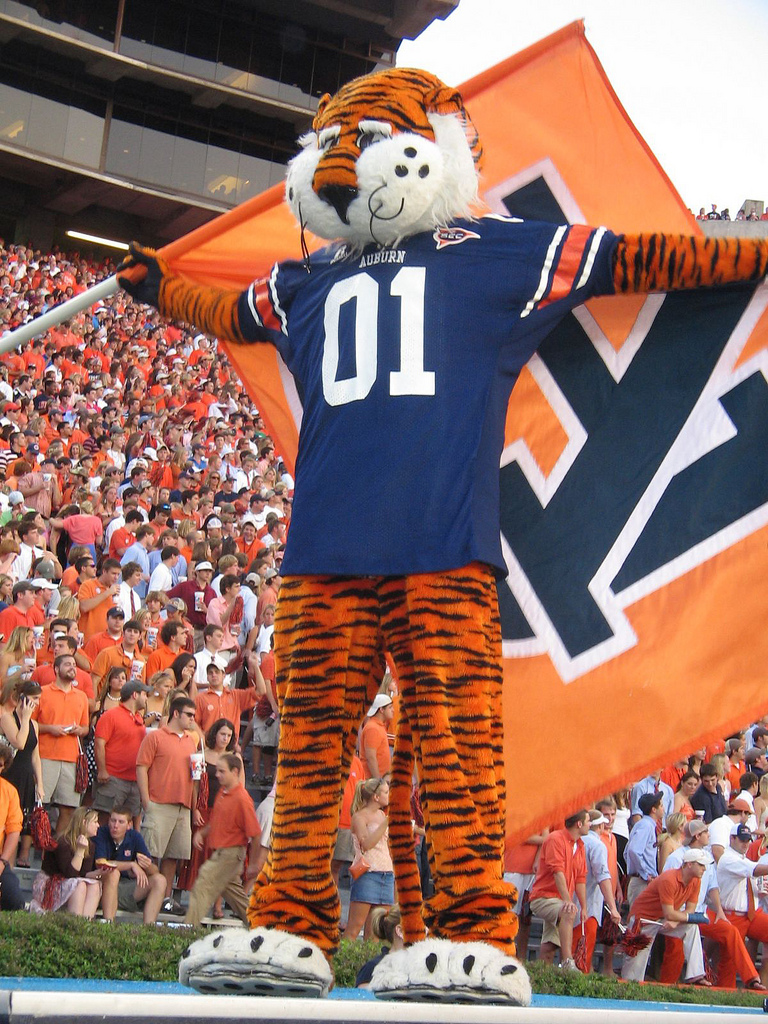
left=0, top=276, right=121, bottom=357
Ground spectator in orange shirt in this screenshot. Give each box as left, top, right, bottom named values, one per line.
left=361, top=694, right=394, bottom=780
left=183, top=753, right=261, bottom=927
left=194, top=661, right=258, bottom=733
left=332, top=754, right=365, bottom=888
left=77, top=559, right=121, bottom=642
left=32, top=653, right=89, bottom=833
left=661, top=758, right=690, bottom=793
left=0, top=745, right=24, bottom=910
left=82, top=606, right=125, bottom=663
left=31, top=634, right=95, bottom=710
left=0, top=581, right=40, bottom=640
left=621, top=849, right=707, bottom=983
left=726, top=738, right=747, bottom=794
left=135, top=694, right=202, bottom=900
left=529, top=809, right=589, bottom=970
left=144, top=620, right=187, bottom=679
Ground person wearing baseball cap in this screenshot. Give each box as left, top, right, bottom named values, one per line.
left=709, top=799, right=752, bottom=863
left=621, top=846, right=709, bottom=984
left=93, top=678, right=150, bottom=826
left=576, top=809, right=622, bottom=972
left=716, top=822, right=768, bottom=985
left=361, top=692, right=394, bottom=780
left=167, top=561, right=215, bottom=646
left=660, top=818, right=765, bottom=989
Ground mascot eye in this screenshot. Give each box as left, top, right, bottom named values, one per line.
left=318, top=127, right=340, bottom=152
left=357, top=129, right=384, bottom=151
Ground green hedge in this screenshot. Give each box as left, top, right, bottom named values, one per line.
left=0, top=913, right=763, bottom=1008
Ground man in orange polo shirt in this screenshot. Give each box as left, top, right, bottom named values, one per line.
left=144, top=620, right=186, bottom=679
left=32, top=634, right=96, bottom=710
left=78, top=559, right=122, bottom=642
left=184, top=752, right=260, bottom=926
left=621, top=849, right=708, bottom=983
left=136, top=695, right=202, bottom=903
left=91, top=620, right=146, bottom=696
left=194, top=662, right=259, bottom=733
left=529, top=809, right=589, bottom=971
left=82, top=607, right=125, bottom=663
left=32, top=653, right=89, bottom=833
left=361, top=694, right=394, bottom=780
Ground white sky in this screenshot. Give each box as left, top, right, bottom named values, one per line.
left=398, top=0, right=768, bottom=216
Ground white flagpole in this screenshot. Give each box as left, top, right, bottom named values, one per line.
left=0, top=275, right=121, bottom=356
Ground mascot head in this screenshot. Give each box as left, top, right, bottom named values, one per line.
left=286, top=67, right=482, bottom=250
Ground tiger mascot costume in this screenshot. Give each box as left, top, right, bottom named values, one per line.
left=118, top=67, right=768, bottom=1003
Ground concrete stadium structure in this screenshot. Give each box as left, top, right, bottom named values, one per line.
left=0, top=0, right=456, bottom=251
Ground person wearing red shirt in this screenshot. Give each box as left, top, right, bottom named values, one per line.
left=361, top=694, right=394, bottom=780
left=0, top=582, right=39, bottom=641
left=109, top=511, right=142, bottom=560
left=529, top=810, right=590, bottom=970
left=93, top=681, right=149, bottom=827
left=331, top=755, right=365, bottom=888
left=183, top=753, right=261, bottom=927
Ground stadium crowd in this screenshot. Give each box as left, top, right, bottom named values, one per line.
left=0, top=241, right=766, bottom=991
left=696, top=204, right=768, bottom=221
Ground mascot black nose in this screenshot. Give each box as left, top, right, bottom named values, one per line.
left=318, top=185, right=357, bottom=224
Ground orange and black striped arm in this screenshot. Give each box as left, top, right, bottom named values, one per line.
left=117, top=242, right=245, bottom=344
left=613, top=233, right=768, bottom=295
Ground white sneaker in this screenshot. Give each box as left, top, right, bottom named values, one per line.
left=559, top=957, right=580, bottom=972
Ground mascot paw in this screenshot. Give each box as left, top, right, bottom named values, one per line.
left=370, top=938, right=531, bottom=1006
left=179, top=927, right=333, bottom=998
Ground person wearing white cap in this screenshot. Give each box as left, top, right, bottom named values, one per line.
left=577, top=810, right=621, bottom=972
left=620, top=847, right=708, bottom=984
left=361, top=693, right=394, bottom=781
left=660, top=819, right=764, bottom=989
left=168, top=562, right=216, bottom=650
left=716, top=822, right=768, bottom=985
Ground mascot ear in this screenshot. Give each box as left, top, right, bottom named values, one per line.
left=424, top=82, right=464, bottom=117
left=313, top=93, right=332, bottom=129
left=424, top=82, right=483, bottom=169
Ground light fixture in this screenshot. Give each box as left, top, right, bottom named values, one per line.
left=66, top=230, right=129, bottom=251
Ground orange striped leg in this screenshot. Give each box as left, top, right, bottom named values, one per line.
left=248, top=576, right=382, bottom=956
left=387, top=699, right=426, bottom=944
left=382, top=564, right=518, bottom=953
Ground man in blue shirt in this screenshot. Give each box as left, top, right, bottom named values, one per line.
left=120, top=526, right=154, bottom=601
left=95, top=806, right=165, bottom=923
left=630, top=771, right=674, bottom=826
left=625, top=792, right=664, bottom=907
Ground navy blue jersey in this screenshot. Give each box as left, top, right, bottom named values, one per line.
left=94, top=824, right=150, bottom=863
left=238, top=216, right=619, bottom=576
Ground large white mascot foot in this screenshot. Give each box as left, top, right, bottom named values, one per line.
left=179, top=927, right=333, bottom=998
left=370, top=938, right=532, bottom=1005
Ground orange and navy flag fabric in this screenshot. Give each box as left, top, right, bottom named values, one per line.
left=162, top=21, right=768, bottom=846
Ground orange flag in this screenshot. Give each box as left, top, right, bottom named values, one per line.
left=161, top=22, right=768, bottom=844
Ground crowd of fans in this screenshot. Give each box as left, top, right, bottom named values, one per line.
left=696, top=204, right=768, bottom=221
left=0, top=239, right=297, bottom=923
left=506, top=726, right=768, bottom=989
left=0, top=241, right=765, bottom=993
